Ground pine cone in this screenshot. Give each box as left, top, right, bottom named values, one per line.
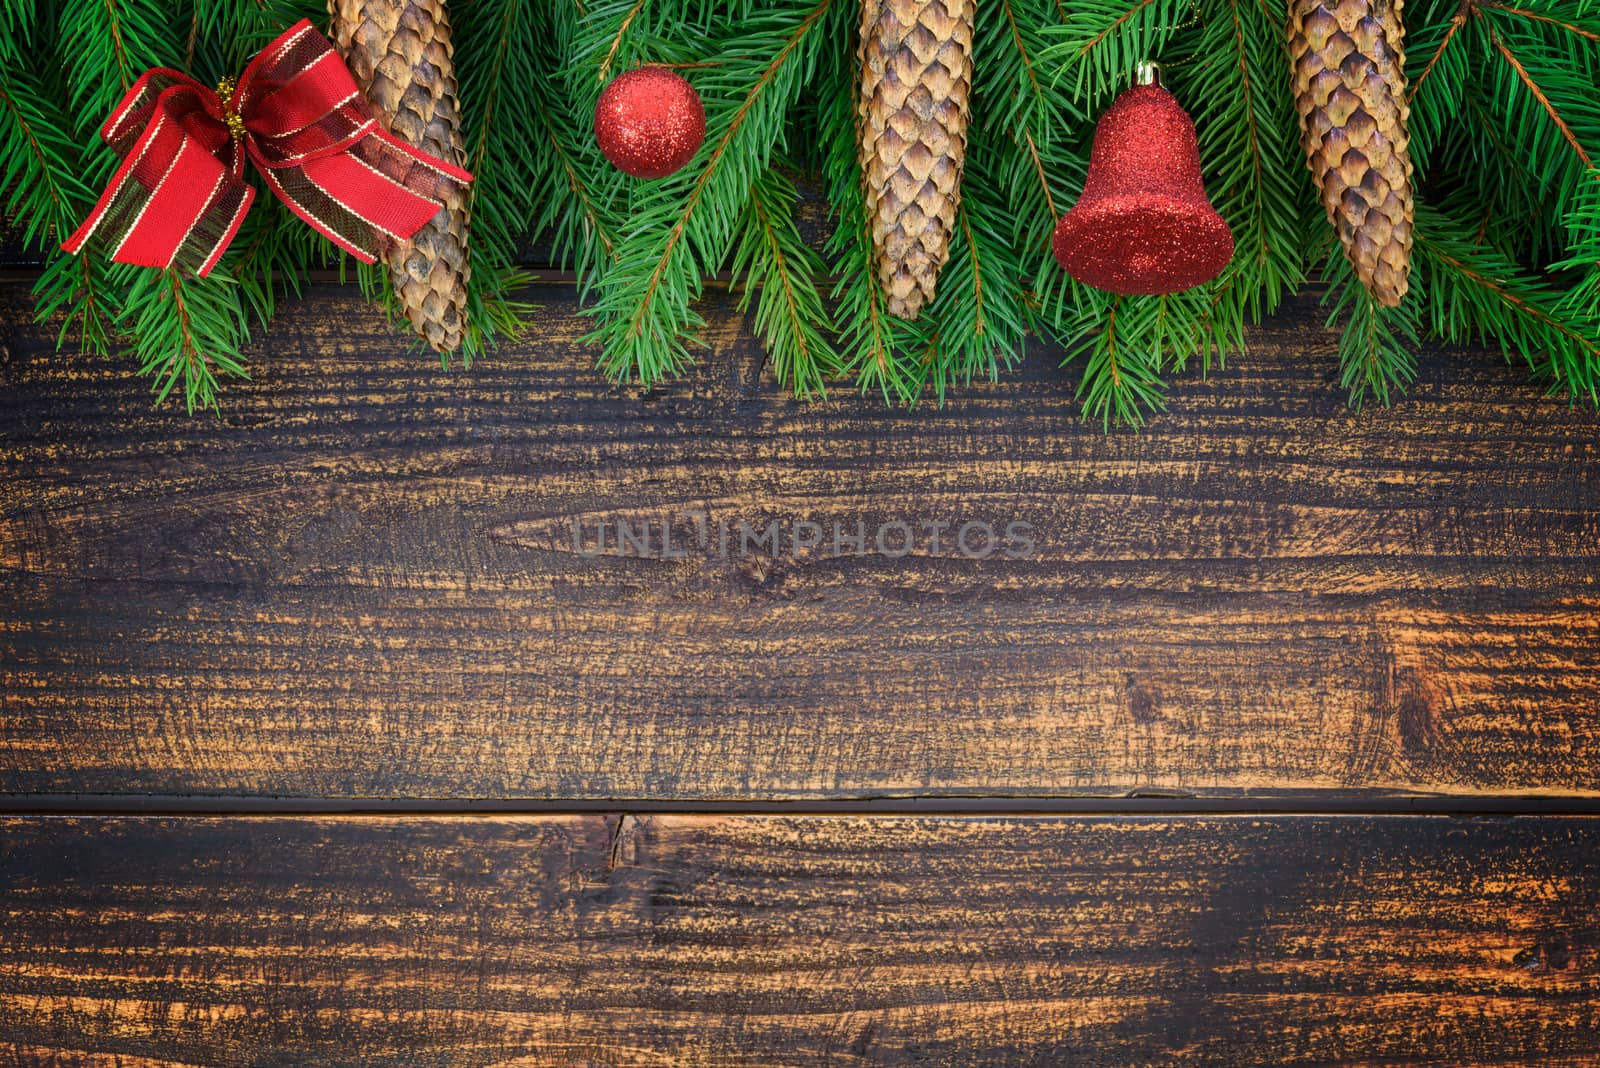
left=1289, top=0, right=1415, bottom=307
left=857, top=0, right=973, bottom=320
left=329, top=0, right=471, bottom=353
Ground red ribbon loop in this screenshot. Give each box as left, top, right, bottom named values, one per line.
left=62, top=20, right=471, bottom=277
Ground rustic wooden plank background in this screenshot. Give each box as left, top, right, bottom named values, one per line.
left=3, top=278, right=1600, bottom=1063
left=3, top=285, right=1599, bottom=800
left=1, top=814, right=1596, bottom=1067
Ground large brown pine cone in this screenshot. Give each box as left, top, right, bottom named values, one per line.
left=1289, top=0, right=1415, bottom=307
left=857, top=0, right=973, bottom=320
left=329, top=0, right=471, bottom=353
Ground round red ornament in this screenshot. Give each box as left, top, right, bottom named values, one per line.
left=1052, top=67, right=1233, bottom=295
left=594, top=67, right=706, bottom=179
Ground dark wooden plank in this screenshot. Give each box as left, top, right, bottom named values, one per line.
left=0, top=814, right=1596, bottom=1065
left=2, top=284, right=1599, bottom=799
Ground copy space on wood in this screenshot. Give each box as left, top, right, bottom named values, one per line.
left=2, top=285, right=1598, bottom=800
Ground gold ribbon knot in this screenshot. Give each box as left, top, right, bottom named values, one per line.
left=215, top=76, right=246, bottom=141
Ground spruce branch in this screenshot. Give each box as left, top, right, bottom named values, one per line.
left=732, top=168, right=835, bottom=397
left=529, top=87, right=622, bottom=282
left=357, top=258, right=406, bottom=332
left=596, top=0, right=651, bottom=84
left=194, top=0, right=326, bottom=69
left=525, top=0, right=628, bottom=287
left=2, top=0, right=1597, bottom=419
left=1182, top=0, right=1313, bottom=323
left=571, top=0, right=714, bottom=110
left=893, top=0, right=1073, bottom=399
left=975, top=0, right=1085, bottom=236
left=1022, top=132, right=1058, bottom=220
left=119, top=267, right=251, bottom=413
left=2, top=50, right=125, bottom=362
left=57, top=0, right=181, bottom=130
left=1059, top=291, right=1171, bottom=428
left=33, top=251, right=121, bottom=358
left=1322, top=250, right=1420, bottom=407
left=988, top=0, right=1082, bottom=140
left=1554, top=172, right=1600, bottom=328
left=228, top=202, right=311, bottom=333
left=1479, top=0, right=1600, bottom=41
left=917, top=163, right=1033, bottom=399
left=1050, top=276, right=1237, bottom=426
left=1481, top=19, right=1593, bottom=168
left=1042, top=0, right=1199, bottom=103
left=1000, top=0, right=1048, bottom=113
left=460, top=266, right=539, bottom=367
left=0, top=0, right=34, bottom=64
left=1409, top=7, right=1468, bottom=102
left=1405, top=2, right=1472, bottom=167
left=457, top=0, right=544, bottom=268
left=1416, top=205, right=1600, bottom=400
left=0, top=64, right=94, bottom=245
left=1416, top=0, right=1600, bottom=249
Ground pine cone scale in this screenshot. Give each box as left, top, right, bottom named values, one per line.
left=858, top=0, right=973, bottom=320
left=330, top=0, right=471, bottom=354
left=1289, top=0, right=1415, bottom=307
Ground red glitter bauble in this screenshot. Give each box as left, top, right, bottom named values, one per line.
left=1052, top=83, right=1233, bottom=295
left=594, top=68, right=706, bottom=179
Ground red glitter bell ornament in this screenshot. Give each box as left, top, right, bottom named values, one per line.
left=594, top=67, right=706, bottom=179
left=1053, top=63, right=1233, bottom=295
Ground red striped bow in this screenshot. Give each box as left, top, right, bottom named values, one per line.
left=62, top=19, right=470, bottom=277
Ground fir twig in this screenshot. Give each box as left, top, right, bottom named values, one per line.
left=58, top=0, right=177, bottom=128
left=0, top=64, right=93, bottom=244
left=120, top=267, right=250, bottom=413
left=1482, top=20, right=1593, bottom=167
left=33, top=252, right=121, bottom=357
left=1063, top=292, right=1171, bottom=428
left=1416, top=206, right=1600, bottom=399
left=1322, top=250, right=1419, bottom=407
left=732, top=168, right=835, bottom=397
left=1182, top=0, right=1312, bottom=323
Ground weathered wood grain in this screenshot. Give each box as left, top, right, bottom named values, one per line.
left=2, top=284, right=1598, bottom=799
left=1, top=814, right=1597, bottom=1066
